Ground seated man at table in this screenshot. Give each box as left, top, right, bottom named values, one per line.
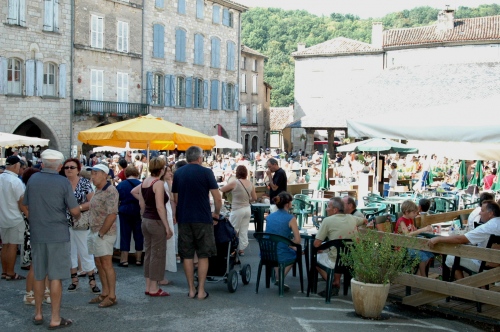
left=428, top=200, right=500, bottom=280
left=314, top=197, right=369, bottom=297
left=342, top=196, right=364, bottom=218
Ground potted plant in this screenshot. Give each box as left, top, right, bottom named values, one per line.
left=340, top=230, right=419, bottom=318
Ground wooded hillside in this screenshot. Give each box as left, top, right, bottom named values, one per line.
left=241, top=5, right=500, bottom=107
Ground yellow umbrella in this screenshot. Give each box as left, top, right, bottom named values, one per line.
left=78, top=115, right=215, bottom=150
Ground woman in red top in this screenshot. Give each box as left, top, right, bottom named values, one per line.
left=394, top=200, right=433, bottom=276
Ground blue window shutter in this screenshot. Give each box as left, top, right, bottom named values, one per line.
left=170, top=75, right=176, bottom=106
left=153, top=24, right=164, bottom=58
left=196, top=0, right=204, bottom=19
left=178, top=0, right=185, bottom=14
left=203, top=80, right=208, bottom=109
left=25, top=60, right=35, bottom=96
left=44, top=0, right=53, bottom=31
left=234, top=84, right=239, bottom=111
left=211, top=39, right=216, bottom=67
left=212, top=5, right=220, bottom=24
left=227, top=42, right=234, bottom=70
left=176, top=29, right=186, bottom=62
left=181, top=30, right=186, bottom=62
left=155, top=0, right=164, bottom=8
left=164, top=75, right=172, bottom=107
left=8, top=0, right=18, bottom=24
left=185, top=77, right=192, bottom=108
left=146, top=72, right=153, bottom=104
left=215, top=39, right=220, bottom=68
left=19, top=0, right=26, bottom=26
left=35, top=60, right=43, bottom=96
left=222, top=8, right=229, bottom=26
left=210, top=80, right=218, bottom=110
left=222, top=82, right=227, bottom=110
left=0, top=57, right=7, bottom=94
left=58, top=63, right=66, bottom=98
left=53, top=0, right=59, bottom=32
left=194, top=34, right=204, bottom=65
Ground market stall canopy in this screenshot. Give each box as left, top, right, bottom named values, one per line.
left=0, top=132, right=50, bottom=147
left=346, top=96, right=500, bottom=143
left=212, top=135, right=242, bottom=149
left=78, top=115, right=215, bottom=150
left=407, top=140, right=500, bottom=161
left=337, top=138, right=418, bottom=154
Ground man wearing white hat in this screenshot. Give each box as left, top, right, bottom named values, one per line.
left=23, top=149, right=81, bottom=329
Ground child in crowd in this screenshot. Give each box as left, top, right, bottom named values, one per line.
left=394, top=200, right=434, bottom=276
left=418, top=198, right=431, bottom=216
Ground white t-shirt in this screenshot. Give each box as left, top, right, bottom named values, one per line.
left=389, top=169, right=398, bottom=187
left=467, top=207, right=481, bottom=230
left=465, top=217, right=500, bottom=267
left=0, top=170, right=25, bottom=227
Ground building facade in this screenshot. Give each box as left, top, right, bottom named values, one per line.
left=239, top=45, right=271, bottom=153
left=143, top=0, right=247, bottom=143
left=0, top=0, right=72, bottom=154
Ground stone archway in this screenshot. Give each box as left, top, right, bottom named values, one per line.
left=12, top=118, right=59, bottom=151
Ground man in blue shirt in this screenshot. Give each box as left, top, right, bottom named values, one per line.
left=172, top=146, right=222, bottom=300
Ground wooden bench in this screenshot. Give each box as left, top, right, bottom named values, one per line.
left=415, top=209, right=474, bottom=228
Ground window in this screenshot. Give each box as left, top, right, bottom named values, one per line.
left=226, top=41, right=235, bottom=71
left=222, top=82, right=234, bottom=110
left=43, top=62, right=57, bottom=96
left=196, top=0, right=204, bottom=19
left=117, top=72, right=128, bottom=102
left=43, top=0, right=59, bottom=32
left=222, top=8, right=233, bottom=27
left=91, top=15, right=104, bottom=49
left=90, top=69, right=103, bottom=101
left=252, top=59, right=257, bottom=71
left=240, top=104, right=247, bottom=123
left=153, top=24, right=164, bottom=58
left=175, top=76, right=185, bottom=107
left=193, top=78, right=204, bottom=108
left=7, top=58, right=22, bottom=94
left=252, top=75, right=257, bottom=94
left=117, top=21, right=129, bottom=52
left=175, top=28, right=186, bottom=62
left=210, top=79, right=219, bottom=110
left=194, top=34, right=204, bottom=65
left=146, top=72, right=163, bottom=105
left=241, top=56, right=246, bottom=70
left=252, top=104, right=257, bottom=124
left=155, top=0, right=164, bottom=9
left=7, top=0, right=26, bottom=26
left=178, top=0, right=186, bottom=14
left=212, top=5, right=220, bottom=24
left=210, top=37, right=220, bottom=68
left=241, top=73, right=246, bottom=93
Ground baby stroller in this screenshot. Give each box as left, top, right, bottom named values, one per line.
left=197, top=215, right=251, bottom=293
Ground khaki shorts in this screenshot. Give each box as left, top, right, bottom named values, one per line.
left=88, top=232, right=116, bottom=258
left=0, top=221, right=25, bottom=244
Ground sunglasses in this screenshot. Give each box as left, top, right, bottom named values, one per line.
left=64, top=166, right=77, bottom=170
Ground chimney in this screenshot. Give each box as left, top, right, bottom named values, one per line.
left=437, top=9, right=455, bottom=31
left=371, top=22, right=383, bottom=48
left=297, top=43, right=306, bottom=52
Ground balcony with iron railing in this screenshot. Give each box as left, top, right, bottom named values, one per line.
left=74, top=99, right=149, bottom=117
left=240, top=118, right=258, bottom=126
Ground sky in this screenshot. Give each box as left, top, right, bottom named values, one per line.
left=235, top=0, right=497, bottom=18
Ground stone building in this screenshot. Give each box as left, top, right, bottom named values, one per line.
left=143, top=0, right=247, bottom=143
left=72, top=0, right=146, bottom=154
left=291, top=9, right=500, bottom=155
left=239, top=45, right=271, bottom=154
left=0, top=0, right=72, bottom=154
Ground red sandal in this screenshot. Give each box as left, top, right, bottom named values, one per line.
left=149, top=288, right=170, bottom=297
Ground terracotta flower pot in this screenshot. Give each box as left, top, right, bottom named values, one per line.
left=351, top=278, right=390, bottom=319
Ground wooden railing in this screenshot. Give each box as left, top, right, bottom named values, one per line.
left=74, top=99, right=149, bottom=116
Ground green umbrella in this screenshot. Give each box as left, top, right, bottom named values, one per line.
left=469, top=160, right=484, bottom=187
left=317, top=149, right=330, bottom=190
left=455, top=160, right=468, bottom=190
left=337, top=138, right=418, bottom=154
left=491, top=171, right=500, bottom=191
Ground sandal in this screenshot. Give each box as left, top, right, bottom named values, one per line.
left=135, top=260, right=142, bottom=266
left=149, top=289, right=169, bottom=297
left=44, top=288, right=51, bottom=304
left=48, top=317, right=73, bottom=330
left=5, top=273, right=26, bottom=281
left=98, top=296, right=117, bottom=308
left=67, top=273, right=79, bottom=292
left=89, top=294, right=107, bottom=304
left=1, top=273, right=6, bottom=279
left=118, top=262, right=128, bottom=267
left=32, top=316, right=43, bottom=325
left=88, top=274, right=101, bottom=294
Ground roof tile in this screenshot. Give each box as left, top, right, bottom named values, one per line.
left=292, top=37, right=382, bottom=57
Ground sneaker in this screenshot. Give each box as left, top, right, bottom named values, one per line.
left=24, top=291, right=35, bottom=305
left=274, top=281, right=290, bottom=292
left=43, top=288, right=51, bottom=304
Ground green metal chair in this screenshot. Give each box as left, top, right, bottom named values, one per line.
left=431, top=197, right=456, bottom=213
left=291, top=198, right=314, bottom=229
left=253, top=232, right=303, bottom=297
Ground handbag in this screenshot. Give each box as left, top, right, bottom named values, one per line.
left=73, top=210, right=90, bottom=230
left=238, top=179, right=252, bottom=204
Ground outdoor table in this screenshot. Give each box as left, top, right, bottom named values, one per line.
left=299, top=229, right=317, bottom=282
left=251, top=203, right=270, bottom=233
left=307, top=197, right=331, bottom=217
left=379, top=197, right=407, bottom=214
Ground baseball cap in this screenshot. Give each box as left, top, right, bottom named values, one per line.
left=41, top=149, right=64, bottom=160
left=6, top=155, right=21, bottom=165
left=86, top=164, right=110, bottom=174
